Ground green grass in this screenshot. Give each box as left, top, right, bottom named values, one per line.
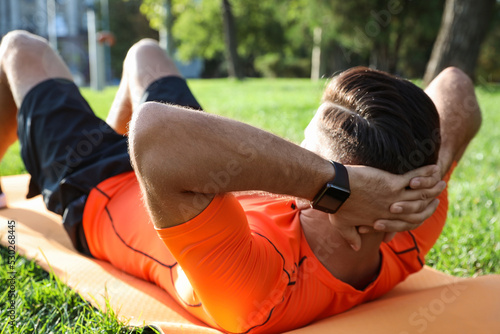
left=0, top=79, right=499, bottom=332
left=0, top=247, right=159, bottom=333
left=426, top=83, right=500, bottom=276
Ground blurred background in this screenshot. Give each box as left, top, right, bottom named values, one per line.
left=1, top=0, right=499, bottom=87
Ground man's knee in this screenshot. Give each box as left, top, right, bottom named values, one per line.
left=123, top=38, right=179, bottom=92
left=1, top=30, right=49, bottom=53
left=133, top=38, right=161, bottom=49
left=125, top=38, right=162, bottom=63
left=0, top=30, right=52, bottom=70
left=1, top=30, right=31, bottom=46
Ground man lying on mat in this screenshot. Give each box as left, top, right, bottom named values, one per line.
left=0, top=31, right=481, bottom=333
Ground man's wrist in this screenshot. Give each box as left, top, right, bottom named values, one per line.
left=310, top=161, right=351, bottom=214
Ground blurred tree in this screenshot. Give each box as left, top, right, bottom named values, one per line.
left=477, top=3, right=500, bottom=82
left=139, top=0, right=292, bottom=77
left=140, top=0, right=174, bottom=54
left=108, top=0, right=158, bottom=78
left=141, top=0, right=244, bottom=77
left=222, top=0, right=243, bottom=78
left=393, top=1, right=445, bottom=78
left=423, top=0, right=496, bottom=85
left=300, top=0, right=445, bottom=76
left=137, top=0, right=448, bottom=78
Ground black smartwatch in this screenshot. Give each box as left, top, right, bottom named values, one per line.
left=310, top=161, right=351, bottom=214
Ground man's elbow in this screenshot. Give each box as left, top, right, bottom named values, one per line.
left=129, top=101, right=187, bottom=200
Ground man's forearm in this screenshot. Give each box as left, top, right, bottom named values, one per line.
left=129, top=102, right=334, bottom=227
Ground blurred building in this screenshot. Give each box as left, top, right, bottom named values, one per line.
left=0, top=0, right=202, bottom=83
left=1, top=0, right=89, bottom=85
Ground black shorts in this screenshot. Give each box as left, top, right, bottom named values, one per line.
left=18, top=76, right=202, bottom=256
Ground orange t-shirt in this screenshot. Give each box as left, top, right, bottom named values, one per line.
left=83, top=167, right=452, bottom=333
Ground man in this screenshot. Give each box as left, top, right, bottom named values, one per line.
left=0, top=31, right=480, bottom=333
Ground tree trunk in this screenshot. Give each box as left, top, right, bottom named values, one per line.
left=311, top=27, right=322, bottom=81
left=423, top=0, right=495, bottom=85
left=370, top=42, right=389, bottom=72
left=388, top=23, right=404, bottom=74
left=221, top=0, right=243, bottom=79
left=159, top=0, right=174, bottom=56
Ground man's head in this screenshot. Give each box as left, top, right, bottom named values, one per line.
left=302, top=67, right=441, bottom=174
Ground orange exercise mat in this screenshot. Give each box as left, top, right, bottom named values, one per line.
left=1, top=174, right=499, bottom=334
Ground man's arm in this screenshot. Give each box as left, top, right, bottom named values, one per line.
left=129, top=102, right=442, bottom=244
left=129, top=102, right=334, bottom=227
left=425, top=67, right=482, bottom=177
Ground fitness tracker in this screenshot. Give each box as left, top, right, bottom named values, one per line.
left=310, top=161, right=351, bottom=214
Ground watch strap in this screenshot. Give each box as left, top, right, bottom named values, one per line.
left=329, top=160, right=350, bottom=190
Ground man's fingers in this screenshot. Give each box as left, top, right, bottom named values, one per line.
left=398, top=180, right=446, bottom=203
left=406, top=164, right=441, bottom=189
left=404, top=164, right=439, bottom=182
left=375, top=198, right=441, bottom=232
left=409, top=168, right=441, bottom=189
left=390, top=198, right=433, bottom=214
left=390, top=180, right=444, bottom=214
left=373, top=219, right=420, bottom=233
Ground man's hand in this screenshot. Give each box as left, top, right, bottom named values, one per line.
left=330, top=164, right=446, bottom=251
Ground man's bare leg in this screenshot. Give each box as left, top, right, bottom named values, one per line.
left=106, top=39, right=182, bottom=135
left=0, top=30, right=73, bottom=207
left=0, top=31, right=73, bottom=159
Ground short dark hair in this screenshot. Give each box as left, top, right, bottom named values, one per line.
left=319, top=66, right=441, bottom=174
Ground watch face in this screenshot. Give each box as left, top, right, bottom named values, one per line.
left=314, top=184, right=350, bottom=214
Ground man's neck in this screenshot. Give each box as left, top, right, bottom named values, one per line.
left=299, top=208, right=383, bottom=290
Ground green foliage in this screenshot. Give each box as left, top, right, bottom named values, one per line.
left=136, top=0, right=449, bottom=77
left=137, top=0, right=306, bottom=76
left=135, top=0, right=500, bottom=79
left=477, top=2, right=500, bottom=82
left=139, top=0, right=169, bottom=31
left=171, top=0, right=224, bottom=61
left=395, top=1, right=446, bottom=77
left=171, top=1, right=294, bottom=75
left=297, top=0, right=445, bottom=74
left=254, top=53, right=310, bottom=78
left=108, top=0, right=159, bottom=78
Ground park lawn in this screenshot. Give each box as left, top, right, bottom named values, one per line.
left=0, top=79, right=499, bottom=332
